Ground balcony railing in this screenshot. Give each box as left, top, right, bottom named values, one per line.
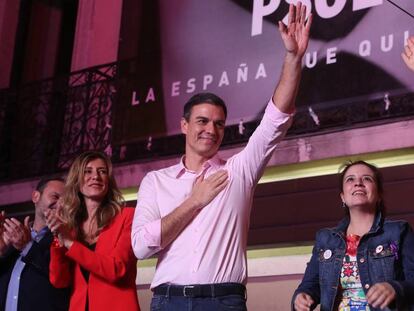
left=0, top=60, right=414, bottom=182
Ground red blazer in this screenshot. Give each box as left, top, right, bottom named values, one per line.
left=50, top=207, right=140, bottom=311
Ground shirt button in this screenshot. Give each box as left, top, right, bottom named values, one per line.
left=359, top=258, right=365, bottom=263
left=13, top=296, right=17, bottom=299
left=364, top=284, right=370, bottom=289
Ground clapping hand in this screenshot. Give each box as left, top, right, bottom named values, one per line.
left=0, top=211, right=10, bottom=255
left=3, top=216, right=31, bottom=251
left=45, top=207, right=73, bottom=249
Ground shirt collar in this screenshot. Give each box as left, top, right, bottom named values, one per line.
left=175, top=154, right=223, bottom=179
left=332, top=212, right=383, bottom=236
left=31, top=225, right=49, bottom=241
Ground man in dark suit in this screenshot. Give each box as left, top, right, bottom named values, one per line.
left=0, top=178, right=70, bottom=311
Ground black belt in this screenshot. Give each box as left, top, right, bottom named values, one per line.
left=153, top=283, right=246, bottom=298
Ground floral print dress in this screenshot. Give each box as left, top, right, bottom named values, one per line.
left=338, top=234, right=370, bottom=311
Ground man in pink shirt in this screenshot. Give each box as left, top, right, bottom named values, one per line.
left=132, top=3, right=312, bottom=310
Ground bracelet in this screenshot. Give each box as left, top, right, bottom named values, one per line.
left=51, top=236, right=61, bottom=247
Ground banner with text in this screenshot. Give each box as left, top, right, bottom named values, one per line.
left=113, top=0, right=414, bottom=144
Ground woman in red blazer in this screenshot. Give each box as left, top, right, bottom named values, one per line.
left=46, top=151, right=140, bottom=311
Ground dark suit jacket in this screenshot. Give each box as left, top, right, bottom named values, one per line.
left=0, top=230, right=70, bottom=311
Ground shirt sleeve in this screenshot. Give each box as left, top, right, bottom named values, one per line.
left=292, top=232, right=322, bottom=309
left=131, top=172, right=163, bottom=260
left=230, top=98, right=293, bottom=186
left=0, top=248, right=17, bottom=274
left=388, top=222, right=414, bottom=308
left=49, top=244, right=73, bottom=288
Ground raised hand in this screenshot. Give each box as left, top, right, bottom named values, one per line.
left=189, top=170, right=229, bottom=210
left=366, top=282, right=396, bottom=309
left=278, top=2, right=312, bottom=59
left=402, top=36, right=414, bottom=71
left=294, top=292, right=315, bottom=311
left=3, top=217, right=31, bottom=251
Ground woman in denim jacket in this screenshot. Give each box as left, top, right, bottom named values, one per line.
left=292, top=161, right=414, bottom=311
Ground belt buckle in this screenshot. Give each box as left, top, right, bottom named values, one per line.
left=183, top=285, right=195, bottom=297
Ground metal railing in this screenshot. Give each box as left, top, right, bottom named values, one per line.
left=0, top=62, right=117, bottom=181
left=0, top=59, right=413, bottom=182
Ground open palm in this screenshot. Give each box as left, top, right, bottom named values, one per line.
left=278, top=2, right=312, bottom=58
left=402, top=36, right=414, bottom=72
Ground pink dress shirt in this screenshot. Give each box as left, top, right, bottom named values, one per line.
left=132, top=100, right=292, bottom=288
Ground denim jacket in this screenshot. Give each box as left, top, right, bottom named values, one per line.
left=292, top=213, right=414, bottom=311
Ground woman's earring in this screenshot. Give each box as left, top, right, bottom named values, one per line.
left=342, top=202, right=347, bottom=208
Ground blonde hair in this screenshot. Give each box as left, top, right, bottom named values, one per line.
left=61, top=151, right=124, bottom=241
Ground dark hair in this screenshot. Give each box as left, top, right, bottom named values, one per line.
left=183, top=92, right=227, bottom=121
left=36, top=177, right=65, bottom=193
left=339, top=160, right=385, bottom=214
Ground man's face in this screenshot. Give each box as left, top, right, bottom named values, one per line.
left=181, top=103, right=226, bottom=160
left=33, top=180, right=64, bottom=222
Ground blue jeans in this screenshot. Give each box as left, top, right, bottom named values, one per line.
left=150, top=294, right=247, bottom=311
